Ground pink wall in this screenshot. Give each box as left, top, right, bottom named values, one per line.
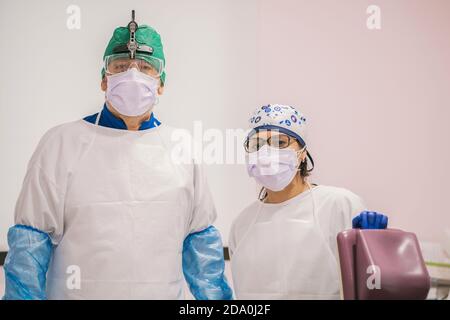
left=256, top=0, right=450, bottom=242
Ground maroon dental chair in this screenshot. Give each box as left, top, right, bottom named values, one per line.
left=337, top=229, right=431, bottom=300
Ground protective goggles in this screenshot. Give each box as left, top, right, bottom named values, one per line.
left=104, top=53, right=164, bottom=78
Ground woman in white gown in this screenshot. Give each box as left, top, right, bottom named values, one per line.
left=229, top=104, right=388, bottom=300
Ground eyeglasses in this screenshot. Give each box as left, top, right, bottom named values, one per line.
left=244, top=133, right=301, bottom=153
left=104, top=53, right=164, bottom=77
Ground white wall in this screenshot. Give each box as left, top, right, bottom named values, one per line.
left=0, top=0, right=259, bottom=249
left=256, top=0, right=450, bottom=244
left=1, top=0, right=449, bottom=252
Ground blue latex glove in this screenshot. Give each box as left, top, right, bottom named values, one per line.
left=352, top=211, right=388, bottom=230
left=3, top=225, right=53, bottom=300
left=182, top=226, right=233, bottom=300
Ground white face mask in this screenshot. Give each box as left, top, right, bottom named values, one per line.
left=246, top=145, right=304, bottom=192
left=106, top=68, right=159, bottom=117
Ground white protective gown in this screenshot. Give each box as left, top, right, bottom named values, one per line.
left=229, top=185, right=366, bottom=300
left=14, top=115, right=216, bottom=299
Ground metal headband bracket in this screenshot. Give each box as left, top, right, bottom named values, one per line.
left=127, top=10, right=138, bottom=59
left=111, top=10, right=154, bottom=57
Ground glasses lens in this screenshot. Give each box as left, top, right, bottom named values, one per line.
left=246, top=137, right=266, bottom=152
left=268, top=134, right=291, bottom=149
left=106, top=55, right=130, bottom=74
left=137, top=56, right=163, bottom=77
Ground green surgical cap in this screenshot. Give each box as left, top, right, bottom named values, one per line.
left=102, top=25, right=166, bottom=84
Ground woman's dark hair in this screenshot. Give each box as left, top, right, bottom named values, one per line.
left=299, top=156, right=310, bottom=178
left=296, top=139, right=315, bottom=179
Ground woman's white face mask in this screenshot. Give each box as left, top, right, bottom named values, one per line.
left=246, top=145, right=305, bottom=191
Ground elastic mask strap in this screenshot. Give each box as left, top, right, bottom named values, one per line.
left=306, top=182, right=320, bottom=229
left=95, top=109, right=102, bottom=126
left=306, top=150, right=314, bottom=172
